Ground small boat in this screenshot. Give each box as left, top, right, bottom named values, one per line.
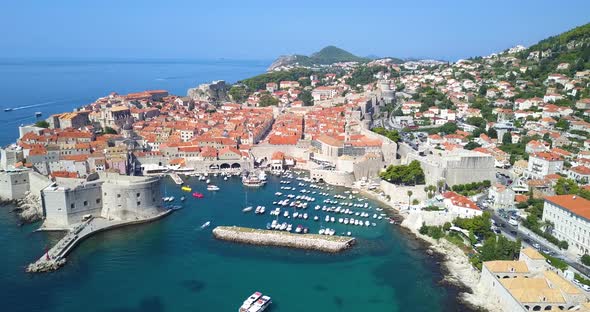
left=180, top=196, right=185, bottom=201
left=4, top=108, right=13, bottom=112
left=243, top=206, right=253, bottom=212
left=200, top=221, right=211, bottom=229
left=206, top=179, right=211, bottom=184
left=207, top=185, right=220, bottom=191
left=181, top=185, right=192, bottom=192
left=35, top=111, right=42, bottom=117
left=192, top=192, right=204, bottom=198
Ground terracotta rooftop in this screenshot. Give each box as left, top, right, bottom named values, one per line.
left=545, top=195, right=590, bottom=220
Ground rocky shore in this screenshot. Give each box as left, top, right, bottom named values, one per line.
left=360, top=188, right=494, bottom=311
left=0, top=192, right=43, bottom=224
left=212, top=226, right=355, bottom=253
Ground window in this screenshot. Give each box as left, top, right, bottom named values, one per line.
left=137, top=201, right=141, bottom=206
left=84, top=201, right=88, bottom=206
left=117, top=194, right=121, bottom=198
left=136, top=193, right=140, bottom=197
left=96, top=198, right=101, bottom=204
left=70, top=203, right=75, bottom=209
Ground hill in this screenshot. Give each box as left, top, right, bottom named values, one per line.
left=268, top=46, right=369, bottom=71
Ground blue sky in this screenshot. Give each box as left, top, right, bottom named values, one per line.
left=2, top=0, right=589, bottom=61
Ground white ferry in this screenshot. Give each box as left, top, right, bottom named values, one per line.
left=239, top=292, right=272, bottom=312
left=207, top=185, right=220, bottom=191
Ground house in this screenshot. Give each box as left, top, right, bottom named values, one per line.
left=488, top=184, right=515, bottom=209
left=525, top=140, right=549, bottom=154
left=525, top=152, right=563, bottom=179
left=568, top=165, right=590, bottom=184
left=442, top=191, right=483, bottom=218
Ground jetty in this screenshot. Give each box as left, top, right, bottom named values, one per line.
left=27, top=210, right=172, bottom=273
left=169, top=172, right=183, bottom=185
left=212, top=226, right=355, bottom=253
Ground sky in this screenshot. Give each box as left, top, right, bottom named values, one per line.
left=1, top=0, right=589, bottom=61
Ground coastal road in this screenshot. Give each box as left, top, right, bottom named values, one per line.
left=482, top=201, right=590, bottom=277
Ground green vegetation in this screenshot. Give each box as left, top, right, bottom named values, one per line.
left=34, top=120, right=49, bottom=128
left=258, top=93, right=279, bottom=107
left=414, top=87, right=454, bottom=110
left=298, top=90, right=313, bottom=106
left=421, top=122, right=458, bottom=136
left=582, top=254, right=590, bottom=267
left=554, top=177, right=590, bottom=199
left=465, top=116, right=487, bottom=128
left=371, top=127, right=400, bottom=142
left=463, top=141, right=481, bottom=150
left=103, top=127, right=117, bottom=135
left=345, top=65, right=387, bottom=89
left=575, top=273, right=590, bottom=286
left=287, top=46, right=370, bottom=67
left=240, top=68, right=313, bottom=91
left=380, top=160, right=425, bottom=185
left=228, top=85, right=248, bottom=103
left=419, top=223, right=444, bottom=239
left=454, top=211, right=494, bottom=239
left=451, top=180, right=491, bottom=196
left=542, top=252, right=569, bottom=271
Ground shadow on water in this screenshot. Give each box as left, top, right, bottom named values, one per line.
left=106, top=296, right=165, bottom=312
left=180, top=279, right=206, bottom=292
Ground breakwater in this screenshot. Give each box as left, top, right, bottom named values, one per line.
left=212, top=226, right=355, bottom=253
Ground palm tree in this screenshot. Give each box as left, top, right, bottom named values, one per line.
left=437, top=180, right=445, bottom=193
left=407, top=190, right=413, bottom=208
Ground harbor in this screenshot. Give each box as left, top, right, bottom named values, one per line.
left=1, top=171, right=472, bottom=311
left=26, top=210, right=173, bottom=273
left=212, top=226, right=355, bottom=253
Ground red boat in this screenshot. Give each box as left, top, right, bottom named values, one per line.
left=192, top=192, right=204, bottom=198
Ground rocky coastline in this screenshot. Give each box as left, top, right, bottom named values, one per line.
left=358, top=188, right=494, bottom=311
left=212, top=226, right=355, bottom=253
left=0, top=192, right=43, bottom=225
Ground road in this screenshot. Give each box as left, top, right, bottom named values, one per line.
left=478, top=195, right=590, bottom=277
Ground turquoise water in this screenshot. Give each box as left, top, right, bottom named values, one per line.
left=0, top=174, right=471, bottom=311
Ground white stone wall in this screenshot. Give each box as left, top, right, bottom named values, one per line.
left=101, top=174, right=162, bottom=221
left=42, top=182, right=103, bottom=227
left=0, top=171, right=30, bottom=200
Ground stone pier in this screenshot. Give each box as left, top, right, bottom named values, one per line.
left=212, top=226, right=355, bottom=253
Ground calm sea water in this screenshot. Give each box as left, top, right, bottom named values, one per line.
left=0, top=58, right=269, bottom=146
left=0, top=60, right=470, bottom=312
left=1, top=175, right=471, bottom=312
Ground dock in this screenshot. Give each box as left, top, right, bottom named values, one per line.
left=27, top=210, right=172, bottom=273
left=169, top=172, right=184, bottom=185
left=212, top=226, right=355, bottom=253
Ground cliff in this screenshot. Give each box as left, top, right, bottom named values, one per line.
left=187, top=80, right=229, bottom=105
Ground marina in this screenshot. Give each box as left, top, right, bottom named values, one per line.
left=1, top=170, right=469, bottom=311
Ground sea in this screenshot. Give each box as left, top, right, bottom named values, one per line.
left=0, top=59, right=472, bottom=312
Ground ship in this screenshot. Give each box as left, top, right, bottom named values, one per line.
left=239, top=292, right=272, bottom=312
left=242, top=171, right=266, bottom=187
left=207, top=185, right=220, bottom=191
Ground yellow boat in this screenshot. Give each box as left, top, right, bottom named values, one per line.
left=181, top=186, right=192, bottom=192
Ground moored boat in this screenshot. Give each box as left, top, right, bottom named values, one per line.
left=207, top=185, right=220, bottom=191
left=181, top=185, right=192, bottom=192
left=192, top=192, right=204, bottom=198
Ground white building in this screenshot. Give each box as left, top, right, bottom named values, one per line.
left=442, top=191, right=483, bottom=218
left=525, top=152, right=563, bottom=179
left=543, top=195, right=590, bottom=256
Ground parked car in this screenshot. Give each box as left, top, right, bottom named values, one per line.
left=533, top=243, right=541, bottom=250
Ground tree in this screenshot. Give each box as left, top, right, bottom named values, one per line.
left=465, top=117, right=487, bottom=129
left=554, top=178, right=580, bottom=195
left=258, top=94, right=279, bottom=107
left=555, top=118, right=570, bottom=130
left=298, top=90, right=314, bottom=106
left=407, top=190, right=413, bottom=207
left=464, top=141, right=481, bottom=150
left=437, top=180, right=445, bottom=193
left=582, top=254, right=590, bottom=266
left=488, top=128, right=498, bottom=139
left=502, top=132, right=513, bottom=145
left=34, top=120, right=49, bottom=128
left=228, top=85, right=248, bottom=103
left=380, top=160, right=425, bottom=185
left=439, top=122, right=458, bottom=135
left=103, top=127, right=117, bottom=135
left=372, top=127, right=400, bottom=142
